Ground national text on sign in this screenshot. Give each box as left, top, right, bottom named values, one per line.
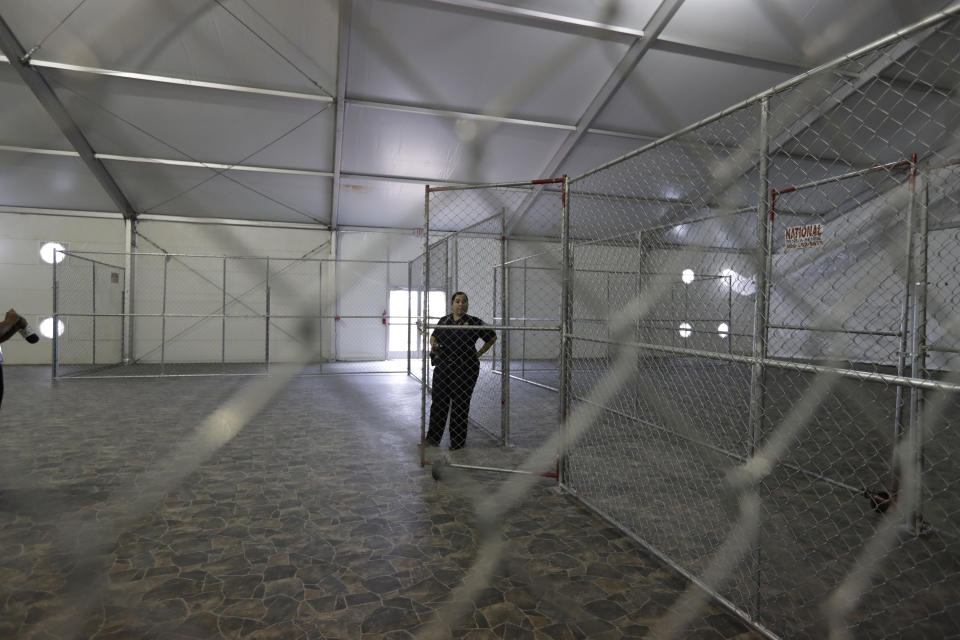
left=785, top=223, right=824, bottom=250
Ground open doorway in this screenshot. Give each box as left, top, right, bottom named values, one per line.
left=388, top=289, right=446, bottom=358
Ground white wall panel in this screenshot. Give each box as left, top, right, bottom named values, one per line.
left=336, top=232, right=389, bottom=359
left=920, top=227, right=960, bottom=372
left=0, top=211, right=125, bottom=364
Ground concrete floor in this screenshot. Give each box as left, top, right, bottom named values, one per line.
left=0, top=365, right=761, bottom=640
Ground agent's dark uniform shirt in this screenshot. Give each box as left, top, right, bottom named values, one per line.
left=432, top=313, right=496, bottom=363
left=426, top=313, right=496, bottom=449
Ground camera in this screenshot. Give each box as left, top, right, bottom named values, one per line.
left=19, top=324, right=39, bottom=344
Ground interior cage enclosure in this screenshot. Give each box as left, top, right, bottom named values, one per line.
left=48, top=8, right=960, bottom=640
left=417, top=9, right=960, bottom=640
left=417, top=181, right=566, bottom=475
left=52, top=248, right=414, bottom=377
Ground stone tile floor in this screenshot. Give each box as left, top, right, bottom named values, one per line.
left=0, top=366, right=762, bottom=639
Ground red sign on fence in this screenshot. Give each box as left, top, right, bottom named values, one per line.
left=785, top=223, right=823, bottom=250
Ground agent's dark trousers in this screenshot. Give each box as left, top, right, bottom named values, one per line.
left=426, top=360, right=479, bottom=449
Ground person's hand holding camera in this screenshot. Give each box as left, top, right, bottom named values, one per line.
left=3, top=309, right=39, bottom=344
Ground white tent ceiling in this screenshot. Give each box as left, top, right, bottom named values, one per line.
left=0, top=0, right=953, bottom=231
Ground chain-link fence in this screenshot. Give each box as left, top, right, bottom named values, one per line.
left=47, top=7, right=960, bottom=637
left=420, top=181, right=564, bottom=473
left=52, top=251, right=126, bottom=373
left=554, top=8, right=960, bottom=640
left=53, top=250, right=413, bottom=378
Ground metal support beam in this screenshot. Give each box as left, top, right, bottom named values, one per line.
left=0, top=13, right=136, bottom=219
left=348, top=97, right=575, bottom=131
left=540, top=0, right=686, bottom=175
left=0, top=55, right=333, bottom=102
left=406, top=0, right=808, bottom=75
left=506, top=0, right=686, bottom=235
left=331, top=0, right=352, bottom=230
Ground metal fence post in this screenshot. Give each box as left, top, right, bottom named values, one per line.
left=746, top=97, right=771, bottom=622
left=892, top=156, right=919, bottom=496
left=728, top=272, right=733, bottom=354
left=122, top=220, right=135, bottom=365
left=120, top=269, right=126, bottom=367
left=52, top=254, right=58, bottom=379
left=265, top=258, right=271, bottom=372
left=421, top=186, right=431, bottom=465
left=129, top=231, right=137, bottom=365
left=334, top=235, right=341, bottom=362
left=91, top=261, right=97, bottom=367
left=636, top=232, right=644, bottom=419
left=748, top=97, right=771, bottom=457
left=407, top=260, right=413, bottom=376
left=452, top=235, right=459, bottom=296
left=559, top=175, right=572, bottom=485
left=522, top=261, right=527, bottom=378
left=907, top=168, right=929, bottom=535
left=500, top=209, right=510, bottom=447
left=318, top=260, right=323, bottom=366
left=161, top=253, right=168, bottom=375
left=221, top=258, right=227, bottom=369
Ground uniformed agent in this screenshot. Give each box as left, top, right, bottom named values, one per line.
left=425, top=292, right=497, bottom=450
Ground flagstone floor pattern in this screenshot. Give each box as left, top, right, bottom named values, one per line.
left=0, top=367, right=761, bottom=639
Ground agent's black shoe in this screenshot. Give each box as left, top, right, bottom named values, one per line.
left=424, top=440, right=441, bottom=447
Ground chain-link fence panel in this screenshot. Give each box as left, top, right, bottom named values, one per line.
left=54, top=252, right=415, bottom=378
left=424, top=182, right=563, bottom=474
left=498, top=256, right=563, bottom=391
left=639, top=210, right=760, bottom=359
left=922, top=162, right=960, bottom=373
left=748, top=367, right=960, bottom=640
left=268, top=257, right=324, bottom=366
left=558, top=9, right=960, bottom=640
left=745, top=15, right=960, bottom=636
left=425, top=188, right=506, bottom=449
left=127, top=252, right=164, bottom=370
left=566, top=339, right=759, bottom=618
left=335, top=259, right=388, bottom=363
left=408, top=252, right=427, bottom=384
left=564, top=100, right=765, bottom=619
left=417, top=238, right=450, bottom=391
left=767, top=158, right=914, bottom=370
left=53, top=251, right=125, bottom=376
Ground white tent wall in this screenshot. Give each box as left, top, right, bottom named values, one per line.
left=335, top=229, right=421, bottom=361
left=505, top=239, right=563, bottom=365
left=0, top=211, right=124, bottom=364
left=639, top=245, right=757, bottom=355
left=125, top=220, right=330, bottom=366
left=767, top=188, right=908, bottom=369
left=453, top=237, right=496, bottom=329
left=927, top=227, right=960, bottom=372
left=570, top=243, right=643, bottom=360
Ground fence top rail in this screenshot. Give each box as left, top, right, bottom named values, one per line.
left=638, top=206, right=755, bottom=235
left=62, top=250, right=408, bottom=264
left=500, top=247, right=564, bottom=268
left=57, top=251, right=126, bottom=270
left=419, top=323, right=561, bottom=332
left=427, top=177, right=563, bottom=193
left=568, top=5, right=960, bottom=184
left=771, top=158, right=913, bottom=196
